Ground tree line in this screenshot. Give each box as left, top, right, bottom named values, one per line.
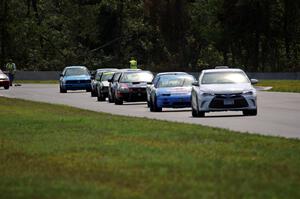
left=0, top=0, right=299, bottom=72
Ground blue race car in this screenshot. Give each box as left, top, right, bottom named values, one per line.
left=59, top=66, right=91, bottom=93
left=149, top=73, right=195, bottom=112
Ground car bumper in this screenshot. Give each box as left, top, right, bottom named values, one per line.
left=101, top=87, right=109, bottom=97
left=63, top=83, right=91, bottom=90
left=157, top=94, right=191, bottom=108
left=0, top=80, right=10, bottom=87
left=117, top=90, right=147, bottom=102
left=198, top=94, right=257, bottom=112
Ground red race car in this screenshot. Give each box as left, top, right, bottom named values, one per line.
left=0, top=70, right=10, bottom=89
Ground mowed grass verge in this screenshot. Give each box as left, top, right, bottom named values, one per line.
left=257, top=80, right=300, bottom=93
left=1, top=97, right=300, bottom=199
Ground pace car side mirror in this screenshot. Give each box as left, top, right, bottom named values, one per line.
left=192, top=81, right=199, bottom=86
left=59, top=73, right=64, bottom=77
left=250, top=79, right=258, bottom=85
left=108, top=78, right=113, bottom=82
left=91, top=74, right=95, bottom=80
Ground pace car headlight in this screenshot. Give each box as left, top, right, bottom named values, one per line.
left=243, top=90, right=255, bottom=96
left=200, top=91, right=215, bottom=97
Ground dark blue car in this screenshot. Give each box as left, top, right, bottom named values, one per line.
left=59, top=66, right=91, bottom=93
left=149, top=73, right=195, bottom=112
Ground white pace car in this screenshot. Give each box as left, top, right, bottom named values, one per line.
left=191, top=67, right=258, bottom=117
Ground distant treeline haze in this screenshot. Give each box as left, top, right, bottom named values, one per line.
left=0, top=0, right=299, bottom=72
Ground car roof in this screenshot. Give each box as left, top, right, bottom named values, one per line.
left=101, top=71, right=117, bottom=75
left=122, top=70, right=152, bottom=74
left=202, top=68, right=244, bottom=73
left=156, top=72, right=188, bottom=76
left=118, top=68, right=142, bottom=71
left=65, top=66, right=87, bottom=69
left=96, top=68, right=118, bottom=72
left=158, top=73, right=194, bottom=79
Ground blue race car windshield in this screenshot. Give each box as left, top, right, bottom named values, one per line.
left=201, top=71, right=250, bottom=84
left=120, top=72, right=153, bottom=83
left=157, top=75, right=194, bottom=88
left=65, top=68, right=89, bottom=76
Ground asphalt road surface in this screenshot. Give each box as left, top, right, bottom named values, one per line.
left=1, top=84, right=300, bottom=139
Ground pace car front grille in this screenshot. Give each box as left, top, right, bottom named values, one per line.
left=209, top=94, right=248, bottom=108
left=66, top=80, right=91, bottom=84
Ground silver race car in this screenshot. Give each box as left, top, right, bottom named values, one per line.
left=191, top=67, right=258, bottom=117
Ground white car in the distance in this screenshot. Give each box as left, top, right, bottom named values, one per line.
left=191, top=67, right=258, bottom=117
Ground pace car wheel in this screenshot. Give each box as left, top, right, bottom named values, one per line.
left=4, top=85, right=9, bottom=90
left=192, top=95, right=204, bottom=117
left=243, top=109, right=257, bottom=116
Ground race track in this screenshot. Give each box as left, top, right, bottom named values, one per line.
left=1, top=84, right=300, bottom=139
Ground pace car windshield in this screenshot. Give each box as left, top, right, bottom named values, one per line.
left=157, top=75, right=194, bottom=88
left=201, top=72, right=249, bottom=84
left=120, top=72, right=153, bottom=83
left=65, top=68, right=89, bottom=76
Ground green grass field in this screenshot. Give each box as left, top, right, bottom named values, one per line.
left=1, top=97, right=300, bottom=199
left=257, top=80, right=300, bottom=93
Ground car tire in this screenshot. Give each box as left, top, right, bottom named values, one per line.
left=149, top=99, right=154, bottom=112
left=60, top=86, right=67, bottom=93
left=243, top=109, right=257, bottom=116
left=151, top=96, right=162, bottom=112
left=86, top=88, right=92, bottom=92
left=108, top=92, right=114, bottom=103
left=192, top=95, right=204, bottom=117
left=4, top=85, right=9, bottom=90
left=97, top=92, right=106, bottom=101
left=115, top=97, right=123, bottom=105
left=91, top=90, right=97, bottom=97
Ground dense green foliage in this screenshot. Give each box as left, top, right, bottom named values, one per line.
left=1, top=0, right=299, bottom=72
left=1, top=97, right=300, bottom=198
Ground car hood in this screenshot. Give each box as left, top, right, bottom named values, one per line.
left=199, top=83, right=255, bottom=94
left=102, top=81, right=109, bottom=87
left=157, top=87, right=192, bottom=94
left=63, top=75, right=90, bottom=80
left=123, top=82, right=148, bottom=88
left=0, top=74, right=8, bottom=79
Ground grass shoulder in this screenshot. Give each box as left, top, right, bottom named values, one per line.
left=1, top=97, right=300, bottom=199
left=257, top=80, right=300, bottom=93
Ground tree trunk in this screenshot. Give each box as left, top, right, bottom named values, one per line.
left=0, top=0, right=9, bottom=67
left=283, top=0, right=292, bottom=60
